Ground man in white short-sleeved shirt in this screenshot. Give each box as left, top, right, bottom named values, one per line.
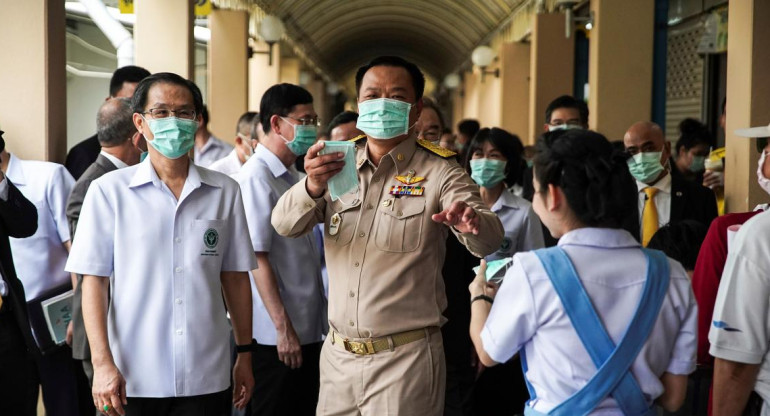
left=2, top=147, right=80, bottom=415
left=66, top=73, right=255, bottom=416
left=710, top=209, right=770, bottom=415
left=480, top=228, right=697, bottom=413
left=236, top=83, right=327, bottom=415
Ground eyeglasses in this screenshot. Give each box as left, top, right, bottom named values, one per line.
left=142, top=108, right=197, bottom=120
left=283, top=115, right=321, bottom=127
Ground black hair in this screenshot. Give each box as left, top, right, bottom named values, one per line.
left=327, top=111, right=359, bottom=134
left=545, top=95, right=589, bottom=126
left=647, top=220, right=708, bottom=271
left=109, top=65, right=151, bottom=97
left=131, top=73, right=203, bottom=116
left=201, top=105, right=210, bottom=126
left=259, top=83, right=314, bottom=134
left=355, top=56, right=425, bottom=99
left=421, top=97, right=446, bottom=132
left=533, top=129, right=637, bottom=229
left=464, top=127, right=524, bottom=187
left=458, top=119, right=480, bottom=138
left=236, top=111, right=258, bottom=135
left=675, top=118, right=713, bottom=153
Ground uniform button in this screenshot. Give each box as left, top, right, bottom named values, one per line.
left=175, top=237, right=182, bottom=243
left=373, top=177, right=380, bottom=183
left=397, top=153, right=404, bottom=161
left=397, top=211, right=403, bottom=217
left=366, top=204, right=373, bottom=210
left=349, top=320, right=355, bottom=327
left=349, top=291, right=355, bottom=298
left=175, top=298, right=182, bottom=304
left=304, top=202, right=313, bottom=209
left=175, top=266, right=183, bottom=273
left=359, top=232, right=365, bottom=238
left=176, top=330, right=183, bottom=335
left=354, top=262, right=360, bottom=267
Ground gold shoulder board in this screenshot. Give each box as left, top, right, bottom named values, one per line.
left=417, top=138, right=457, bottom=158
left=348, top=134, right=367, bottom=143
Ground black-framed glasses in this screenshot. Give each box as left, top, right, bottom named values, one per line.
left=142, top=108, right=197, bottom=120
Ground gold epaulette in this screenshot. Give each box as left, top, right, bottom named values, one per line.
left=416, top=138, right=457, bottom=158
left=348, top=134, right=367, bottom=143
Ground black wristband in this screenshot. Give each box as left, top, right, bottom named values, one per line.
left=236, top=339, right=257, bottom=353
left=471, top=294, right=494, bottom=305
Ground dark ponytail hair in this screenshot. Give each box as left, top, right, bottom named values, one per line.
left=675, top=118, right=713, bottom=153
left=464, top=127, right=524, bottom=187
left=533, top=129, right=637, bottom=229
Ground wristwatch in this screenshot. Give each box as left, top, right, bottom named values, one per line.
left=236, top=339, right=257, bottom=353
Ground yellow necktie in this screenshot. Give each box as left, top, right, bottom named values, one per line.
left=642, top=187, right=659, bottom=247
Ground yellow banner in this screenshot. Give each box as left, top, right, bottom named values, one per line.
left=118, top=0, right=134, bottom=14
left=195, top=0, right=212, bottom=16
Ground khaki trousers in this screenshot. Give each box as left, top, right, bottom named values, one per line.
left=316, top=328, right=446, bottom=416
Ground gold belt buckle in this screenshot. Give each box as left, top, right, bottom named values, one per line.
left=343, top=338, right=375, bottom=355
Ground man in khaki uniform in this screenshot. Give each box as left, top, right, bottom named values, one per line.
left=271, top=56, right=504, bottom=415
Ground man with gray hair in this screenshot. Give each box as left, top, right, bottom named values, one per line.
left=65, top=97, right=146, bottom=391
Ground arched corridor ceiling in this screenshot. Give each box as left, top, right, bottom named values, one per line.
left=249, top=0, right=529, bottom=81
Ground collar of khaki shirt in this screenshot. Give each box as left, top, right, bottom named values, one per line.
left=356, top=135, right=418, bottom=173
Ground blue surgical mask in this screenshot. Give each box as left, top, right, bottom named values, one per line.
left=356, top=98, right=413, bottom=139
left=319, top=141, right=359, bottom=204
left=280, top=117, right=317, bottom=155
left=143, top=116, right=198, bottom=159
left=470, top=158, right=507, bottom=188
left=140, top=151, right=148, bottom=162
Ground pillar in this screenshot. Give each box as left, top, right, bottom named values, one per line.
left=724, top=0, right=770, bottom=212
left=305, top=78, right=329, bottom=126
left=477, top=61, right=503, bottom=130
left=134, top=0, right=194, bottom=78
left=588, top=0, right=655, bottom=140
left=280, top=58, right=301, bottom=85
left=462, top=70, right=480, bottom=121
left=499, top=42, right=531, bottom=142
left=450, top=86, right=464, bottom=132
left=208, top=8, right=248, bottom=144
left=248, top=41, right=281, bottom=111
left=528, top=12, right=575, bottom=142
left=0, top=0, right=66, bottom=162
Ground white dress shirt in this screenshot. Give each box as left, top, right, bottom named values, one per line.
left=486, top=190, right=545, bottom=262
left=710, top=210, right=770, bottom=407
left=236, top=145, right=327, bottom=345
left=208, top=149, right=243, bottom=176
left=194, top=135, right=233, bottom=168
left=636, top=172, right=671, bottom=229
left=482, top=228, right=697, bottom=414
left=99, top=150, right=128, bottom=169
left=7, top=153, right=74, bottom=300
left=65, top=158, right=256, bottom=397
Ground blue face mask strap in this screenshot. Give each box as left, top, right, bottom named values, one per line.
left=528, top=247, right=669, bottom=416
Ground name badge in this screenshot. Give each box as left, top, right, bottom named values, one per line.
left=329, top=213, right=342, bottom=236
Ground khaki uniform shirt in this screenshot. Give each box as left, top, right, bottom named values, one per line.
left=272, top=136, right=503, bottom=338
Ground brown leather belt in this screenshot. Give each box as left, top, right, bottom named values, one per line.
left=330, top=327, right=436, bottom=355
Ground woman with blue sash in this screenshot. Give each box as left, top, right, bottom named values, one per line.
left=469, top=130, right=697, bottom=415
